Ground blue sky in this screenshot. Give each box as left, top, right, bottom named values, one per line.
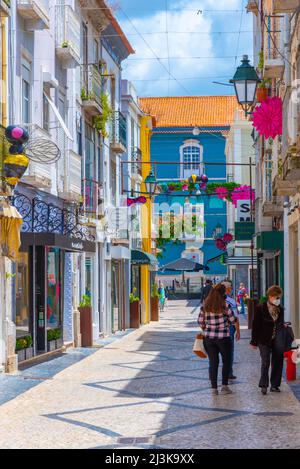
left=110, top=0, right=253, bottom=97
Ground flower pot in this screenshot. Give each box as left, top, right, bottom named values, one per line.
left=56, top=337, right=63, bottom=349
left=151, top=297, right=159, bottom=321
left=130, top=301, right=140, bottom=329
left=78, top=306, right=93, bottom=346
left=25, top=347, right=34, bottom=360
left=17, top=349, right=26, bottom=363
left=47, top=340, right=57, bottom=352
left=256, top=87, right=268, bottom=103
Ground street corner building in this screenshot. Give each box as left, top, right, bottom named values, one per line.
left=0, top=0, right=156, bottom=373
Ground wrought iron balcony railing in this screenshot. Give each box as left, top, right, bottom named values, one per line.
left=12, top=192, right=95, bottom=242
left=81, top=64, right=103, bottom=110
left=83, top=179, right=104, bottom=217
left=110, top=111, right=127, bottom=151
left=131, top=147, right=142, bottom=176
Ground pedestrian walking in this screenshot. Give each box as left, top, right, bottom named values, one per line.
left=158, top=282, right=166, bottom=312
left=250, top=285, right=286, bottom=395
left=198, top=284, right=240, bottom=395
left=237, top=282, right=248, bottom=314
left=222, top=281, right=240, bottom=380
left=200, top=279, right=213, bottom=305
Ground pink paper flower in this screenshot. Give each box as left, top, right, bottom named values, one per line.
left=215, top=187, right=228, bottom=199
left=182, top=184, right=189, bottom=191
left=231, top=185, right=255, bottom=207
left=215, top=238, right=227, bottom=251
left=252, top=97, right=282, bottom=139
left=223, top=233, right=233, bottom=243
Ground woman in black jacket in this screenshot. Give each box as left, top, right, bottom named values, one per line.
left=250, top=285, right=285, bottom=395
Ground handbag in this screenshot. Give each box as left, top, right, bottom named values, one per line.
left=277, top=323, right=295, bottom=352
left=193, top=333, right=207, bottom=358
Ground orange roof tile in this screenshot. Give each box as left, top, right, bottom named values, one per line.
left=139, top=96, right=239, bottom=128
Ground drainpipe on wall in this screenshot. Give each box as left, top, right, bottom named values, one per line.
left=283, top=196, right=290, bottom=321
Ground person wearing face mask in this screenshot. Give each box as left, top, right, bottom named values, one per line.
left=250, top=285, right=285, bottom=395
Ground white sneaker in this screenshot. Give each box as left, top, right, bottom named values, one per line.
left=211, top=388, right=219, bottom=395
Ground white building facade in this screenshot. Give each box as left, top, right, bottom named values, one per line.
left=0, top=0, right=135, bottom=371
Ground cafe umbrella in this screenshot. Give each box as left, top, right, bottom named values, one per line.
left=159, top=257, right=208, bottom=285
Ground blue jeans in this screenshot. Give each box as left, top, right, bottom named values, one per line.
left=229, top=325, right=236, bottom=376
left=240, top=297, right=245, bottom=314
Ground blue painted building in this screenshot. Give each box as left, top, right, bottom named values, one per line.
left=140, top=96, right=238, bottom=281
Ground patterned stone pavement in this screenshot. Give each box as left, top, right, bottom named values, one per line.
left=0, top=300, right=300, bottom=449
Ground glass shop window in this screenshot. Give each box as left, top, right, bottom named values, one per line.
left=15, top=253, right=30, bottom=338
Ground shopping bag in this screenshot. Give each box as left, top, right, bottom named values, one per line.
left=193, top=333, right=207, bottom=358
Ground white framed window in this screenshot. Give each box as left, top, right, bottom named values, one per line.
left=21, top=57, right=32, bottom=127
left=180, top=140, right=203, bottom=178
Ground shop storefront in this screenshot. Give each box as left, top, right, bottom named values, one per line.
left=111, top=246, right=131, bottom=333
left=12, top=190, right=95, bottom=362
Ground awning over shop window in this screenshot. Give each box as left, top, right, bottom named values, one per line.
left=131, top=249, right=158, bottom=265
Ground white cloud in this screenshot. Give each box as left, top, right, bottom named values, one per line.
left=118, top=0, right=253, bottom=96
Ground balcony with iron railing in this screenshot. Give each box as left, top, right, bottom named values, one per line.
left=17, top=0, right=49, bottom=29
left=55, top=4, right=80, bottom=67
left=81, top=65, right=103, bottom=116
left=58, top=150, right=82, bottom=203
left=131, top=147, right=142, bottom=180
left=263, top=16, right=285, bottom=79
left=110, top=111, right=127, bottom=153
left=83, top=179, right=104, bottom=218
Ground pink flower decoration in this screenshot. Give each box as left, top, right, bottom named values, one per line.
left=223, top=233, right=233, bottom=243
left=182, top=184, right=189, bottom=191
left=136, top=196, right=147, bottom=204
left=231, top=185, right=255, bottom=207
left=127, top=198, right=135, bottom=207
left=215, top=187, right=228, bottom=199
left=216, top=238, right=227, bottom=251
left=252, top=97, right=282, bottom=139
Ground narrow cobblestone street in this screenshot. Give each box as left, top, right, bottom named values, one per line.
left=0, top=300, right=300, bottom=449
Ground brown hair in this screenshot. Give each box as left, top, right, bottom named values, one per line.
left=267, top=285, right=283, bottom=298
left=204, top=283, right=226, bottom=315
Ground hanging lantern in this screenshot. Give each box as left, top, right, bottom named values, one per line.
left=3, top=153, right=30, bottom=187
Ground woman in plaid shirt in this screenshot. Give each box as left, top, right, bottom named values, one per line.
left=198, top=284, right=240, bottom=395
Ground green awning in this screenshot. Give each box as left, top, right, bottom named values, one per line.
left=256, top=231, right=283, bottom=252
left=131, top=250, right=158, bottom=265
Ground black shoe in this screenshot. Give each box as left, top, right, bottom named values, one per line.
left=270, top=387, right=281, bottom=392
left=261, top=387, right=267, bottom=395
left=228, top=375, right=237, bottom=380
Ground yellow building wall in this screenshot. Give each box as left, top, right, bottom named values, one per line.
left=140, top=116, right=153, bottom=324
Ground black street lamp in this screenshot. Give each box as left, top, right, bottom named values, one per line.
left=230, top=55, right=261, bottom=116
left=144, top=168, right=157, bottom=198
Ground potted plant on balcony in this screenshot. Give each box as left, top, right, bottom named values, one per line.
left=47, top=328, right=63, bottom=352
left=129, top=288, right=140, bottom=329
left=151, top=284, right=160, bottom=321
left=256, top=79, right=271, bottom=103
left=78, top=294, right=93, bottom=346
